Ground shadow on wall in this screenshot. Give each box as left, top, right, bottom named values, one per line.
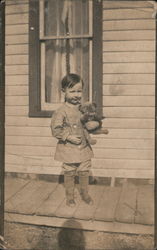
left=58, top=219, right=86, bottom=250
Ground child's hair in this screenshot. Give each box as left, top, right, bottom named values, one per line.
left=61, top=73, right=84, bottom=90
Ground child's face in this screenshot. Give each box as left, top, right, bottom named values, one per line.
left=64, top=82, right=83, bottom=105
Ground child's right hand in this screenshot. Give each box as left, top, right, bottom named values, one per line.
left=67, top=135, right=82, bottom=145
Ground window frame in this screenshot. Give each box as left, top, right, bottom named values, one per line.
left=29, top=0, right=102, bottom=118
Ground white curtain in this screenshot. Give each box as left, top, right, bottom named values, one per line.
left=44, top=0, right=89, bottom=103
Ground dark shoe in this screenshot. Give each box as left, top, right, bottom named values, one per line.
left=81, top=193, right=94, bottom=205
left=66, top=199, right=76, bottom=207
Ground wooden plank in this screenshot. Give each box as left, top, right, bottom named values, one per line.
left=5, top=116, right=154, bottom=129
left=11, top=181, right=58, bottom=215
left=5, top=116, right=51, bottom=127
left=6, top=75, right=28, bottom=85
left=102, top=117, right=152, bottom=130
left=6, top=106, right=28, bottom=116
left=103, top=96, right=154, bottom=107
left=135, top=185, right=154, bottom=225
left=103, top=85, right=155, bottom=96
left=6, top=24, right=28, bottom=35
left=95, top=187, right=121, bottom=221
left=115, top=183, right=138, bottom=223
left=5, top=145, right=154, bottom=160
left=6, top=4, right=28, bottom=14
left=6, top=136, right=154, bottom=150
left=6, top=96, right=28, bottom=106
left=5, top=126, right=154, bottom=139
left=93, top=148, right=154, bottom=160
left=103, top=107, right=155, bottom=118
left=5, top=44, right=28, bottom=55
left=5, top=164, right=154, bottom=179
left=5, top=213, right=154, bottom=235
left=6, top=85, right=28, bottom=95
left=103, top=19, right=155, bottom=31
left=6, top=65, right=28, bottom=75
left=103, top=1, right=152, bottom=9
left=6, top=180, right=57, bottom=214
left=6, top=13, right=28, bottom=25
left=103, top=41, right=155, bottom=52
left=6, top=35, right=28, bottom=44
left=103, top=73, right=155, bottom=85
left=103, top=9, right=152, bottom=20
left=4, top=177, right=30, bottom=202
left=5, top=180, right=48, bottom=212
left=6, top=0, right=28, bottom=5
left=73, top=185, right=105, bottom=220
left=103, top=63, right=155, bottom=74
left=6, top=55, right=28, bottom=65
left=36, top=184, right=65, bottom=216
left=5, top=155, right=154, bottom=170
left=103, top=52, right=155, bottom=63
left=103, top=30, right=155, bottom=41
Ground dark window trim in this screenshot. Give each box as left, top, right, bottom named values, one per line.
left=29, top=0, right=102, bottom=118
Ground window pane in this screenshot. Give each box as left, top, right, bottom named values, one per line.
left=45, top=39, right=89, bottom=103
left=44, top=0, right=89, bottom=37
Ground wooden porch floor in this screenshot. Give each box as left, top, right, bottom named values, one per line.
left=4, top=176, right=154, bottom=234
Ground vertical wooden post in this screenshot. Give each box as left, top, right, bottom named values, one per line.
left=0, top=0, right=5, bottom=238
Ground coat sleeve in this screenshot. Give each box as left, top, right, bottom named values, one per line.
left=50, top=109, right=70, bottom=141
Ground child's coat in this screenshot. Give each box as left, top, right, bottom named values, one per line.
left=51, top=103, right=94, bottom=163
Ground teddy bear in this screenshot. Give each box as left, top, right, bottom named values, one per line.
left=79, top=102, right=108, bottom=145
left=79, top=102, right=102, bottom=131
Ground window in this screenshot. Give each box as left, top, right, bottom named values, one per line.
left=29, top=0, right=102, bottom=117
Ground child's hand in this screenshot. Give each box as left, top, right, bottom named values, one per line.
left=67, top=135, right=82, bottom=145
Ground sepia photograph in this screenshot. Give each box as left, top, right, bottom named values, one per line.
left=0, top=0, right=155, bottom=249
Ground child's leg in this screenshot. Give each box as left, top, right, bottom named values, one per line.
left=78, top=160, right=93, bottom=205
left=63, top=163, right=77, bottom=207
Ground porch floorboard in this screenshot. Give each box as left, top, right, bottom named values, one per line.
left=4, top=176, right=154, bottom=234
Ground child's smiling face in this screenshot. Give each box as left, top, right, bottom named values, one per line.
left=64, top=82, right=83, bottom=105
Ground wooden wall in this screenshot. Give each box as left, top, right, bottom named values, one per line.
left=5, top=0, right=155, bottom=179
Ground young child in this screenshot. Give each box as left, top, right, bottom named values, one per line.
left=51, top=73, right=95, bottom=207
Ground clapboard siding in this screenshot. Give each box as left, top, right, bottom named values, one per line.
left=6, top=13, right=29, bottom=25
left=6, top=136, right=154, bottom=150
left=6, top=44, right=28, bottom=55
left=103, top=1, right=152, bottom=9
left=103, top=30, right=155, bottom=41
left=5, top=145, right=153, bottom=160
left=5, top=157, right=153, bottom=170
left=5, top=117, right=154, bottom=129
left=103, top=85, right=155, bottom=96
left=103, top=74, right=155, bottom=85
left=103, top=96, right=154, bottom=107
left=103, top=9, right=153, bottom=20
left=103, top=52, right=155, bottom=63
left=6, top=86, right=28, bottom=95
left=103, top=41, right=155, bottom=52
left=4, top=0, right=155, bottom=179
left=103, top=63, right=155, bottom=74
left=6, top=65, right=28, bottom=75
left=6, top=4, right=28, bottom=14
left=6, top=75, right=28, bottom=85
left=103, top=20, right=155, bottom=31
left=6, top=127, right=154, bottom=139
left=102, top=1, right=155, bottom=178
left=6, top=55, right=28, bottom=65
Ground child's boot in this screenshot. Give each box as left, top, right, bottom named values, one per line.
left=64, top=170, right=76, bottom=207
left=78, top=171, right=93, bottom=205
